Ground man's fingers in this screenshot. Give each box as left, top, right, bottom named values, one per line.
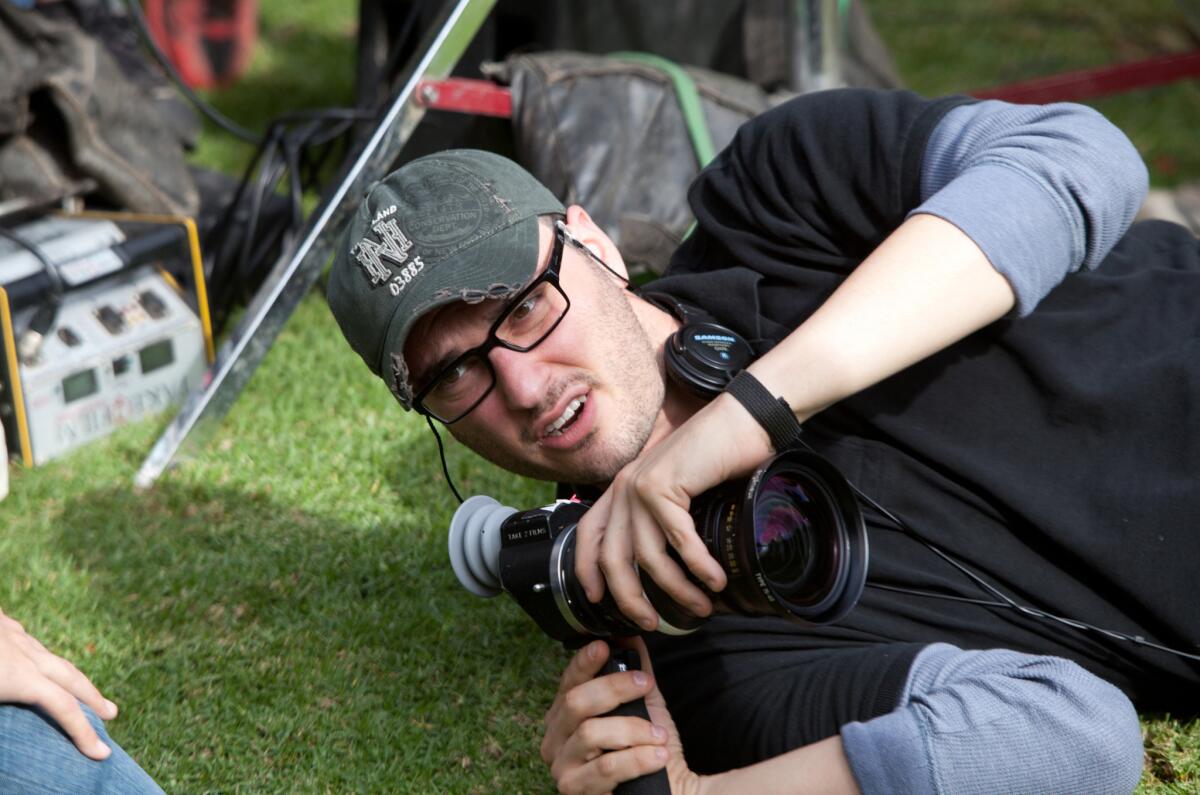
left=39, top=653, right=118, bottom=721
left=556, top=745, right=669, bottom=795
left=552, top=668, right=655, bottom=732
left=34, top=682, right=111, bottom=761
left=544, top=642, right=613, bottom=761
left=559, top=715, right=666, bottom=764
left=647, top=499, right=727, bottom=593
left=575, top=492, right=614, bottom=603
left=544, top=650, right=654, bottom=763
left=556, top=641, right=609, bottom=696
left=602, top=559, right=658, bottom=631
left=548, top=714, right=662, bottom=773
left=634, top=543, right=712, bottom=619
left=597, top=499, right=659, bottom=631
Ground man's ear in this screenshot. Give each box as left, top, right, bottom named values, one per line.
left=565, top=204, right=629, bottom=280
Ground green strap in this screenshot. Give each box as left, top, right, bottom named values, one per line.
left=610, top=51, right=717, bottom=169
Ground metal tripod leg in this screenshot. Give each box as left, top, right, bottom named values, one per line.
left=792, top=0, right=844, bottom=91
left=135, top=0, right=497, bottom=488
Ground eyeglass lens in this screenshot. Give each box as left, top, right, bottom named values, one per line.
left=421, top=279, right=569, bottom=421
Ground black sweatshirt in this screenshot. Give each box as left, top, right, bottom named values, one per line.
left=643, top=88, right=1200, bottom=769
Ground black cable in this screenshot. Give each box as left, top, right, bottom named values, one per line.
left=427, top=414, right=464, bottom=504
left=0, top=227, right=65, bottom=362
left=797, top=438, right=1200, bottom=662
left=235, top=127, right=287, bottom=286
left=121, top=0, right=380, bottom=333
left=0, top=228, right=64, bottom=296
left=122, top=0, right=260, bottom=143
left=202, top=125, right=281, bottom=327
left=200, top=105, right=374, bottom=334
left=867, top=582, right=1200, bottom=663
left=282, top=122, right=313, bottom=228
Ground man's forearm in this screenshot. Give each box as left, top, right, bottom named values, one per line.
left=697, top=644, right=1142, bottom=795
left=702, top=735, right=861, bottom=795
left=748, top=212, right=1015, bottom=423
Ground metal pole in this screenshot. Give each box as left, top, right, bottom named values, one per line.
left=792, top=0, right=844, bottom=92
left=135, top=0, right=498, bottom=488
left=818, top=0, right=842, bottom=90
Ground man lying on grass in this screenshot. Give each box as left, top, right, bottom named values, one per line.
left=328, top=89, right=1200, bottom=794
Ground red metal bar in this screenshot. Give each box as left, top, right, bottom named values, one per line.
left=971, top=51, right=1200, bottom=104
left=416, top=53, right=1200, bottom=120
left=415, top=78, right=513, bottom=118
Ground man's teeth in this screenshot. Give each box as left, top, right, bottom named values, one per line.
left=545, top=396, right=586, bottom=437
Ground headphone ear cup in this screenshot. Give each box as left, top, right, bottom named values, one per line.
left=664, top=322, right=755, bottom=399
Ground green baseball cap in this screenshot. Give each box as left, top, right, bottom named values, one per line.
left=327, top=149, right=564, bottom=408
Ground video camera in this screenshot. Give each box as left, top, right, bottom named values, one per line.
left=447, top=449, right=869, bottom=647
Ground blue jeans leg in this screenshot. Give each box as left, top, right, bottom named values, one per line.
left=0, top=702, right=164, bottom=794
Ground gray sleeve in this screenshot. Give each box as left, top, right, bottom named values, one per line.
left=839, top=643, right=1143, bottom=795
left=913, top=100, right=1148, bottom=315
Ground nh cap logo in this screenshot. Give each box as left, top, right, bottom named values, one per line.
left=351, top=211, right=423, bottom=295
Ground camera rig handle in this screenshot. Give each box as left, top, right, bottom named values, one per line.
left=601, top=643, right=673, bottom=795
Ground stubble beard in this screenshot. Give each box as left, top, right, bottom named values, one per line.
left=553, top=277, right=663, bottom=484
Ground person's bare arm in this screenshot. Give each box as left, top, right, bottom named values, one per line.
left=754, top=212, right=1014, bottom=420
left=576, top=213, right=1013, bottom=627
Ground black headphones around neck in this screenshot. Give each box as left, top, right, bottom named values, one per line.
left=640, top=291, right=756, bottom=399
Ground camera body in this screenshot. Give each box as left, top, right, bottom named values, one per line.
left=449, top=450, right=869, bottom=648
left=499, top=500, right=642, bottom=644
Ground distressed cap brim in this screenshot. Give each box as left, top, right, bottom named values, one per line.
left=379, top=214, right=542, bottom=406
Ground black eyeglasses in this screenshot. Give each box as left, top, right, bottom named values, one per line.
left=411, top=222, right=568, bottom=423
left=413, top=221, right=628, bottom=424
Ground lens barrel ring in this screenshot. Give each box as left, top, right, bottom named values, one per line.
left=696, top=449, right=868, bottom=626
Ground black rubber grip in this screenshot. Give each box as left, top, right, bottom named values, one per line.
left=601, top=647, right=672, bottom=795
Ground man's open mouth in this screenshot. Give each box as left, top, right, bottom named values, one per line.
left=544, top=395, right=586, bottom=437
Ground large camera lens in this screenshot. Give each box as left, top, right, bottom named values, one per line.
left=753, top=471, right=833, bottom=601
left=696, top=450, right=867, bottom=625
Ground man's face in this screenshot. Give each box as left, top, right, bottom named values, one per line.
left=404, top=215, right=665, bottom=484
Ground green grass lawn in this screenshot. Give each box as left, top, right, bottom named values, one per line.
left=1, top=1, right=1197, bottom=792
left=2, top=292, right=562, bottom=793
left=870, top=0, right=1200, bottom=187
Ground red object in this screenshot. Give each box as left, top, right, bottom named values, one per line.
left=143, top=0, right=259, bottom=89
left=415, top=78, right=513, bottom=118
left=972, top=51, right=1200, bottom=104
left=415, top=51, right=1200, bottom=121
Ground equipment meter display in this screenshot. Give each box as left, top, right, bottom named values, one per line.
left=0, top=214, right=211, bottom=466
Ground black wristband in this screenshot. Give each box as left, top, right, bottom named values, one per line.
left=724, top=371, right=804, bottom=452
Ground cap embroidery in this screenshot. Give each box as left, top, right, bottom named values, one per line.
left=351, top=213, right=415, bottom=290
